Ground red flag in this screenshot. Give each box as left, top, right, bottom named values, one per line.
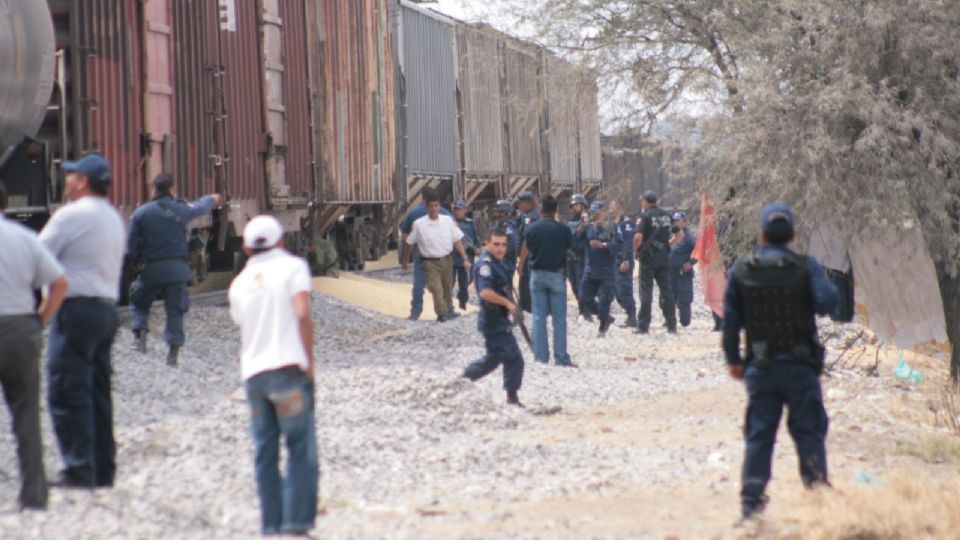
left=693, top=194, right=726, bottom=317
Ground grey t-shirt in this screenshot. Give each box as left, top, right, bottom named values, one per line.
left=40, top=196, right=126, bottom=301
left=0, top=215, right=64, bottom=316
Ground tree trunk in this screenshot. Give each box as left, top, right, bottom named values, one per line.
left=936, top=262, right=960, bottom=381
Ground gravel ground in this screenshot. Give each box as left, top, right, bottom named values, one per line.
left=0, top=277, right=947, bottom=539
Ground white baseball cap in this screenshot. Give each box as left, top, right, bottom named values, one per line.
left=243, top=215, right=284, bottom=249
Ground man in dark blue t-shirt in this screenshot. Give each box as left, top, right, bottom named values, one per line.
left=518, top=195, right=574, bottom=366
left=399, top=188, right=451, bottom=320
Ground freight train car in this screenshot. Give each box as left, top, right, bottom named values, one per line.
left=1, top=0, right=603, bottom=281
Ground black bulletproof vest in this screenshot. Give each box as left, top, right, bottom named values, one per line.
left=733, top=252, right=818, bottom=364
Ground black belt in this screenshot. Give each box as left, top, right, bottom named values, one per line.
left=531, top=267, right=564, bottom=273
left=64, top=296, right=115, bottom=305
left=420, top=255, right=452, bottom=261
left=144, top=256, right=190, bottom=264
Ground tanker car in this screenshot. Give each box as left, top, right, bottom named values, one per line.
left=0, top=0, right=604, bottom=283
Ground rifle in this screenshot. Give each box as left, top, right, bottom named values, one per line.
left=508, top=287, right=533, bottom=347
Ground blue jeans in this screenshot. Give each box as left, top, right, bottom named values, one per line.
left=47, top=298, right=118, bottom=486
left=742, top=361, right=828, bottom=510
left=530, top=270, right=571, bottom=365
left=245, top=367, right=319, bottom=535
left=130, top=277, right=190, bottom=346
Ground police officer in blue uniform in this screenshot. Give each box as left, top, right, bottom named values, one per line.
left=491, top=200, right=520, bottom=282
left=128, top=173, right=219, bottom=366
left=579, top=201, right=619, bottom=336
left=463, top=228, right=524, bottom=406
left=514, top=191, right=539, bottom=313
left=610, top=201, right=638, bottom=328
left=668, top=212, right=697, bottom=328
left=452, top=199, right=480, bottom=310
left=633, top=191, right=677, bottom=334
left=566, top=194, right=590, bottom=320
left=723, top=203, right=839, bottom=520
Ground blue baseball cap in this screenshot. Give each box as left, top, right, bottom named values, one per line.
left=588, top=201, right=606, bottom=214
left=63, top=153, right=112, bottom=188
left=760, top=203, right=795, bottom=231
left=452, top=199, right=466, bottom=210
left=673, top=211, right=687, bottom=221
left=517, top=191, right=535, bottom=203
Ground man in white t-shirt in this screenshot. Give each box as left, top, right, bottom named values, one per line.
left=402, top=192, right=470, bottom=322
left=228, top=215, right=318, bottom=536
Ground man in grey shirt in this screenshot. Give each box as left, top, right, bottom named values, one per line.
left=39, top=153, right=126, bottom=489
left=0, top=182, right=69, bottom=509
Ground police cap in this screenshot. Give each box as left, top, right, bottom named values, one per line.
left=569, top=194, right=588, bottom=207
left=63, top=153, right=112, bottom=189
left=760, top=203, right=795, bottom=232
left=517, top=191, right=535, bottom=203
left=588, top=201, right=606, bottom=214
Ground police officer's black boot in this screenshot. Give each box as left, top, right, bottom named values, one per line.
left=620, top=313, right=638, bottom=328
left=598, top=316, right=615, bottom=336
left=506, top=390, right=523, bottom=407
left=134, top=331, right=147, bottom=354
left=166, top=346, right=180, bottom=367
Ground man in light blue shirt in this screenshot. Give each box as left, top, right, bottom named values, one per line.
left=39, top=153, right=126, bottom=489
left=0, top=182, right=68, bottom=509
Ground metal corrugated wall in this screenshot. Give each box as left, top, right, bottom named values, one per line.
left=399, top=3, right=458, bottom=177
left=141, top=0, right=174, bottom=183
left=320, top=0, right=396, bottom=203
left=577, top=81, right=603, bottom=183
left=172, top=0, right=216, bottom=201
left=278, top=0, right=314, bottom=201
left=502, top=42, right=543, bottom=177
left=67, top=0, right=145, bottom=213
left=218, top=0, right=266, bottom=206
left=456, top=26, right=503, bottom=175
left=544, top=55, right=578, bottom=185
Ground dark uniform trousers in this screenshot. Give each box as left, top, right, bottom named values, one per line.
left=464, top=330, right=524, bottom=392
left=615, top=260, right=636, bottom=316
left=130, top=273, right=190, bottom=347
left=742, top=361, right=829, bottom=508
left=453, top=256, right=474, bottom=307
left=567, top=258, right=585, bottom=313
left=580, top=276, right=615, bottom=323
left=670, top=267, right=695, bottom=327
left=519, top=262, right=532, bottom=313
left=638, top=262, right=676, bottom=331
left=0, top=315, right=47, bottom=508
left=47, top=298, right=119, bottom=486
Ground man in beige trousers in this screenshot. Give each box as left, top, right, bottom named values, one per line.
left=402, top=192, right=470, bottom=322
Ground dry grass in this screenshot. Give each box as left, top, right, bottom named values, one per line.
left=898, top=434, right=960, bottom=468
left=936, top=383, right=960, bottom=434
left=769, top=472, right=960, bottom=539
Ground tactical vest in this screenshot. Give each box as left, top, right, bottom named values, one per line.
left=733, top=252, right=822, bottom=367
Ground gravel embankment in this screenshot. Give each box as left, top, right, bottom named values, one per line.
left=0, top=283, right=815, bottom=538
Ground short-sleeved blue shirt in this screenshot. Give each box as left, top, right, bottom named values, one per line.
left=473, top=252, right=512, bottom=333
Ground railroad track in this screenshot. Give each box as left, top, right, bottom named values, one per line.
left=116, top=290, right=229, bottom=316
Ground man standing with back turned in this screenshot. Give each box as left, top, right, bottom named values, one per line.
left=518, top=194, right=574, bottom=367
left=39, top=153, right=126, bottom=489
left=723, top=204, right=838, bottom=520
left=0, top=181, right=69, bottom=509
left=229, top=215, right=319, bottom=536
left=127, top=173, right=220, bottom=366
left=633, top=191, right=676, bottom=334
